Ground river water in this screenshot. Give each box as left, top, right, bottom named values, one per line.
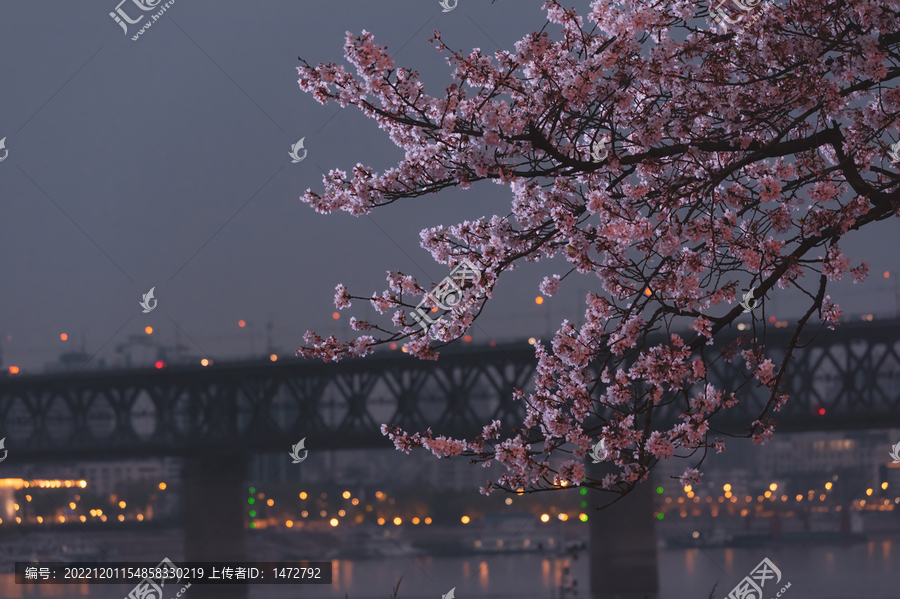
left=1, top=543, right=897, bottom=599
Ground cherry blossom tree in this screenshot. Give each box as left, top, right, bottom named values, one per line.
left=295, top=0, right=900, bottom=502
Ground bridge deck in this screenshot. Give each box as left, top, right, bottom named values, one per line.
left=1, top=320, right=898, bottom=460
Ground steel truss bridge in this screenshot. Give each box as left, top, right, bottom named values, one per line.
left=1, top=319, right=899, bottom=461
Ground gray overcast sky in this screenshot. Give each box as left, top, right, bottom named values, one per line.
left=0, top=1, right=896, bottom=372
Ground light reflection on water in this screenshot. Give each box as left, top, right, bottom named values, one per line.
left=1, top=543, right=898, bottom=599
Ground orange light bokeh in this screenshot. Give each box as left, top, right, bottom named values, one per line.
left=145, top=326, right=153, bottom=334
left=238, top=320, right=246, bottom=327
left=60, top=333, right=67, bottom=341
left=535, top=297, right=544, bottom=305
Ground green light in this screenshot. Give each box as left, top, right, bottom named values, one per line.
left=250, top=522, right=256, bottom=529
left=579, top=514, right=588, bottom=522
left=249, top=510, right=256, bottom=517
left=656, top=487, right=664, bottom=494
left=248, top=498, right=255, bottom=505
left=249, top=487, right=256, bottom=494
left=580, top=501, right=587, bottom=508
left=580, top=488, right=587, bottom=496
left=656, top=513, right=664, bottom=520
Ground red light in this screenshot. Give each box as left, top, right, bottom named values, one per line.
left=489, top=341, right=497, bottom=347
left=9, top=366, right=19, bottom=374
left=238, top=320, right=246, bottom=328
left=885, top=271, right=890, bottom=279
left=60, top=333, right=68, bottom=341
left=332, top=312, right=340, bottom=319
left=463, top=335, right=472, bottom=342
left=769, top=316, right=776, bottom=323
left=389, top=343, right=397, bottom=350
left=818, top=407, right=826, bottom=416
left=155, top=361, right=164, bottom=369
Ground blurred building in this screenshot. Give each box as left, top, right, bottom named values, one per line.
left=16, top=458, right=180, bottom=495
left=250, top=448, right=501, bottom=490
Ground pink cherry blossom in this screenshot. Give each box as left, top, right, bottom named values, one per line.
left=297, top=0, right=900, bottom=504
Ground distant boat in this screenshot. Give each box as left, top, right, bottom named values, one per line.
left=339, top=530, right=423, bottom=559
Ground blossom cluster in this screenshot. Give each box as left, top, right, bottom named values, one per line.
left=295, top=0, right=900, bottom=499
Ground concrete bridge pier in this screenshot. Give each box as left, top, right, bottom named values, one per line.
left=589, top=461, right=659, bottom=599
left=181, top=454, right=248, bottom=599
